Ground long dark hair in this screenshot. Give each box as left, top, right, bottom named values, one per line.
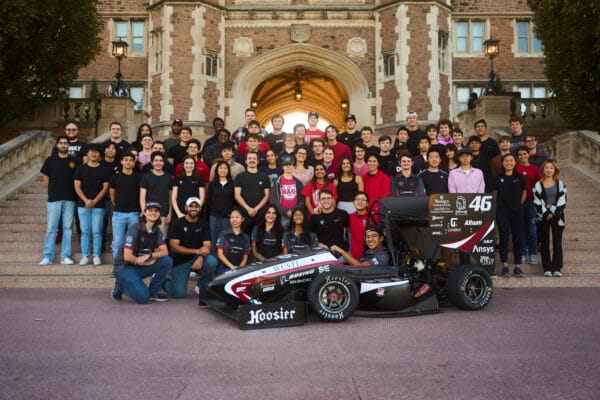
left=336, top=155, right=355, bottom=180
left=211, top=160, right=232, bottom=183
left=136, top=123, right=153, bottom=143
left=288, top=207, right=311, bottom=245
left=311, top=162, right=329, bottom=194
left=256, top=204, right=283, bottom=254
left=177, top=155, right=199, bottom=180
left=444, top=143, right=458, bottom=170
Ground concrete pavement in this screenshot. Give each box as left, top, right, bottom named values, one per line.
left=1, top=288, right=599, bottom=400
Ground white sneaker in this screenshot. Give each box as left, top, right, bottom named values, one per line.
left=93, top=256, right=102, bottom=266
left=195, top=286, right=200, bottom=295
left=61, top=257, right=74, bottom=265
left=39, top=258, right=52, bottom=266
left=79, top=256, right=89, bottom=265
left=189, top=271, right=199, bottom=278
left=553, top=271, right=562, bottom=277
left=543, top=271, right=552, bottom=277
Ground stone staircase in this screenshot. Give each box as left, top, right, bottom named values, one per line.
left=0, top=168, right=599, bottom=289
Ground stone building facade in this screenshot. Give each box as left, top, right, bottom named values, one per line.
left=75, top=0, right=546, bottom=136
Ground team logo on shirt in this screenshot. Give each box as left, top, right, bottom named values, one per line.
left=69, top=162, right=76, bottom=168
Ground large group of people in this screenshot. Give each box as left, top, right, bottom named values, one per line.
left=39, top=110, right=567, bottom=304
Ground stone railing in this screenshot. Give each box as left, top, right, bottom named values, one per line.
left=58, top=98, right=101, bottom=125
left=540, top=130, right=600, bottom=177
left=514, top=97, right=565, bottom=126
left=0, top=130, right=55, bottom=200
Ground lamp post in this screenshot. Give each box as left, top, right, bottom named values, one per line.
left=483, top=37, right=500, bottom=95
left=107, top=39, right=130, bottom=97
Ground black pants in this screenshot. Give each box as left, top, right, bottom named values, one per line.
left=538, top=218, right=564, bottom=272
left=497, top=214, right=524, bottom=264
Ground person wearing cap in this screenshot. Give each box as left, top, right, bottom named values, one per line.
left=164, top=197, right=218, bottom=298
left=305, top=111, right=325, bottom=142
left=339, top=114, right=361, bottom=149
left=111, top=202, right=173, bottom=303
left=73, top=143, right=112, bottom=266
left=448, top=147, right=485, bottom=194
left=164, top=119, right=183, bottom=152
left=330, top=224, right=390, bottom=267
left=270, top=154, right=304, bottom=228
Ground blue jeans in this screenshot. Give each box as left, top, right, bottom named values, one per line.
left=116, top=256, right=173, bottom=304
left=522, top=200, right=538, bottom=257
left=164, top=254, right=218, bottom=298
left=111, top=211, right=140, bottom=260
left=209, top=215, right=230, bottom=255
left=43, top=201, right=75, bottom=259
left=78, top=207, right=105, bottom=257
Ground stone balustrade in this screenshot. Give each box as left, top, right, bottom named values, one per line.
left=59, top=98, right=101, bottom=124
left=515, top=98, right=565, bottom=126
left=0, top=130, right=55, bottom=200
left=540, top=130, right=600, bottom=178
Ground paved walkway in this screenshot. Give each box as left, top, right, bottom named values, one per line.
left=1, top=288, right=599, bottom=400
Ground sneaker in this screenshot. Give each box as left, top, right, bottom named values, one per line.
left=500, top=267, right=510, bottom=278
left=61, top=257, right=74, bottom=265
left=79, top=256, right=89, bottom=265
left=93, top=256, right=102, bottom=266
left=111, top=282, right=123, bottom=301
left=39, top=258, right=52, bottom=266
left=513, top=267, right=525, bottom=278
left=521, top=255, right=527, bottom=264
left=530, top=254, right=538, bottom=264
left=544, top=271, right=553, bottom=277
left=189, top=271, right=199, bottom=278
left=149, top=293, right=169, bottom=302
left=553, top=271, right=562, bottom=277
left=195, top=285, right=201, bottom=295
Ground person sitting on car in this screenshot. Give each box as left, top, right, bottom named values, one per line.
left=330, top=225, right=389, bottom=267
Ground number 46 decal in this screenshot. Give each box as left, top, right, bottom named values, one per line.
left=469, top=195, right=493, bottom=212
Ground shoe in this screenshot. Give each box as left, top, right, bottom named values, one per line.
left=500, top=267, right=510, bottom=277
left=61, top=257, right=74, bottom=265
left=149, top=293, right=169, bottom=302
left=79, top=256, right=89, bottom=265
left=521, top=255, right=527, bottom=264
left=189, top=271, right=199, bottom=278
left=39, top=258, right=52, bottom=266
left=111, top=281, right=123, bottom=301
left=195, top=285, right=200, bottom=295
left=93, top=256, right=102, bottom=265
left=513, top=267, right=525, bottom=278
left=544, top=271, right=553, bottom=277
left=530, top=254, right=538, bottom=264
left=553, top=271, right=562, bottom=277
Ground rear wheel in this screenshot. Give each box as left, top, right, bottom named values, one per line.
left=446, top=265, right=493, bottom=310
left=308, top=272, right=358, bottom=322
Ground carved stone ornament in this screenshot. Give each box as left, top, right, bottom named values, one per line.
left=233, top=37, right=253, bottom=57
left=347, top=37, right=367, bottom=58
left=290, top=24, right=311, bottom=43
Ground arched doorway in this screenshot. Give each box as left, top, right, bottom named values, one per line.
left=228, top=43, right=371, bottom=130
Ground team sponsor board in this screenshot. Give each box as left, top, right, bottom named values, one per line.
left=238, top=301, right=308, bottom=330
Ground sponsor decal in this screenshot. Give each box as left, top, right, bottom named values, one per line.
left=376, top=288, right=385, bottom=297
left=464, top=219, right=483, bottom=226
left=239, top=302, right=307, bottom=330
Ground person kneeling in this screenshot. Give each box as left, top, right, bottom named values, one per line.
left=165, top=197, right=218, bottom=298
left=112, top=203, right=173, bottom=303
left=330, top=225, right=389, bottom=267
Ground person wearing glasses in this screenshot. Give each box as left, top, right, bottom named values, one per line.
left=330, top=225, right=390, bottom=267
left=53, top=122, right=88, bottom=165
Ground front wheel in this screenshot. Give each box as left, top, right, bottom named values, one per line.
left=308, top=272, right=359, bottom=322
left=446, top=265, right=493, bottom=311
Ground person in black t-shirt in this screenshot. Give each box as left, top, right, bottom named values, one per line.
left=172, top=155, right=206, bottom=219
left=164, top=197, right=218, bottom=298
left=74, top=144, right=111, bottom=266
left=167, top=126, right=192, bottom=166
left=234, top=151, right=271, bottom=234
left=109, top=152, right=141, bottom=260
left=264, top=114, right=287, bottom=154
left=140, top=151, right=173, bottom=237
left=310, top=189, right=350, bottom=252
left=141, top=141, right=175, bottom=175
left=39, top=136, right=78, bottom=266
left=52, top=122, right=88, bottom=165
left=251, top=205, right=285, bottom=261
left=339, top=114, right=361, bottom=149
left=419, top=149, right=449, bottom=194
left=104, top=121, right=130, bottom=158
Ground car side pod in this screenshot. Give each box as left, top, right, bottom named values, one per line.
left=353, top=293, right=439, bottom=318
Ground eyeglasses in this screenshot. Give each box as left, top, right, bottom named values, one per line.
left=354, top=198, right=367, bottom=202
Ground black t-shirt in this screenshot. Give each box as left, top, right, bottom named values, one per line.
left=252, top=225, right=283, bottom=259
left=73, top=163, right=111, bottom=208
left=40, top=154, right=77, bottom=202
left=339, top=132, right=361, bottom=149
left=173, top=177, right=205, bottom=213
left=167, top=144, right=188, bottom=166
left=310, top=208, right=350, bottom=250
left=101, top=159, right=121, bottom=175
left=264, top=132, right=286, bottom=154
left=216, top=230, right=251, bottom=267
left=52, top=140, right=87, bottom=165
left=207, top=180, right=235, bottom=218
left=168, top=216, right=211, bottom=265
left=378, top=153, right=396, bottom=173
left=419, top=170, right=449, bottom=194
left=141, top=161, right=174, bottom=176
left=480, top=138, right=500, bottom=160
left=103, top=139, right=130, bottom=158
left=234, top=171, right=270, bottom=208
left=493, top=173, right=526, bottom=217
left=109, top=172, right=141, bottom=212
left=407, top=128, right=426, bottom=156
left=139, top=171, right=173, bottom=216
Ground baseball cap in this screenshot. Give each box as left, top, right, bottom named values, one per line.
left=172, top=119, right=183, bottom=126
left=365, top=224, right=384, bottom=236
left=345, top=114, right=356, bottom=121
left=185, top=197, right=202, bottom=207
left=308, top=111, right=319, bottom=118
left=457, top=147, right=473, bottom=156
left=280, top=155, right=295, bottom=165
left=145, top=202, right=162, bottom=210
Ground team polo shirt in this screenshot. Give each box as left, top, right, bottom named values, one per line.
left=114, top=222, right=166, bottom=272
left=282, top=231, right=318, bottom=253
left=216, top=229, right=251, bottom=267
left=251, top=226, right=284, bottom=259
left=359, top=247, right=390, bottom=266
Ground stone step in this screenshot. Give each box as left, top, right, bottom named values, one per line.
left=0, top=276, right=199, bottom=289
left=493, top=274, right=600, bottom=288
left=0, top=264, right=112, bottom=276
left=0, top=241, right=112, bottom=252
left=0, top=232, right=112, bottom=242
left=492, top=263, right=600, bottom=274
left=0, top=208, right=46, bottom=216
left=1, top=252, right=113, bottom=263
left=0, top=200, right=55, bottom=208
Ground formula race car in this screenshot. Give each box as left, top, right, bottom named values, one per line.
left=200, top=196, right=494, bottom=329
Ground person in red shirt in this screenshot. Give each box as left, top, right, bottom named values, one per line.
left=173, top=139, right=210, bottom=184
left=363, top=153, right=391, bottom=212
left=516, top=146, right=542, bottom=264
left=325, top=124, right=352, bottom=162
left=348, top=192, right=370, bottom=259
left=305, top=111, right=325, bottom=142
left=236, top=121, right=270, bottom=156
left=301, top=163, right=337, bottom=215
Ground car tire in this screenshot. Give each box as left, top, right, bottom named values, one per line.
left=308, top=272, right=359, bottom=322
left=446, top=265, right=493, bottom=311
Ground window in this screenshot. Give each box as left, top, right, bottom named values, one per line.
left=69, top=87, right=83, bottom=99
left=152, top=30, right=162, bottom=74
left=205, top=54, right=218, bottom=77
left=130, top=87, right=144, bottom=111
left=383, top=52, right=395, bottom=77
left=516, top=21, right=542, bottom=53
left=518, top=86, right=547, bottom=99
left=438, top=31, right=449, bottom=73
left=455, top=21, right=485, bottom=54
left=455, top=86, right=484, bottom=114
left=115, top=20, right=146, bottom=53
